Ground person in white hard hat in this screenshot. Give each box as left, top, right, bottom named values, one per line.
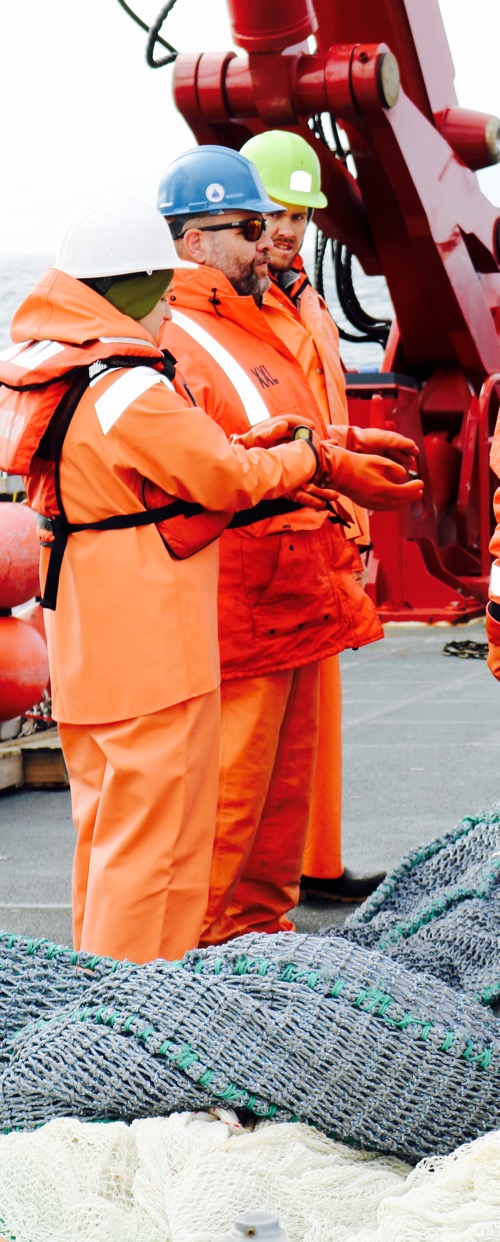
left=0, top=197, right=328, bottom=964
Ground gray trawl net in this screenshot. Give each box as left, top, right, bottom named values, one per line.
left=0, top=804, right=499, bottom=1164
left=340, top=806, right=500, bottom=1007
left=1, top=931, right=499, bottom=1163
left=0, top=934, right=130, bottom=1070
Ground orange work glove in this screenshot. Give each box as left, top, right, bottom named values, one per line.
left=284, top=426, right=351, bottom=512
left=328, top=424, right=418, bottom=468
left=485, top=601, right=500, bottom=680
left=318, top=442, right=423, bottom=511
left=232, top=421, right=343, bottom=512
left=231, top=414, right=316, bottom=451
left=288, top=480, right=350, bottom=513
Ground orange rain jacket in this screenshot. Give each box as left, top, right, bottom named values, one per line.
left=263, top=256, right=370, bottom=547
left=486, top=454, right=500, bottom=650
left=164, top=265, right=383, bottom=680
left=5, top=268, right=319, bottom=724
left=488, top=429, right=500, bottom=602
left=264, top=256, right=347, bottom=427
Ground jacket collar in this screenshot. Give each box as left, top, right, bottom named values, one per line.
left=170, top=265, right=301, bottom=366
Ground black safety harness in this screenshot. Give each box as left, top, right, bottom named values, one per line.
left=36, top=352, right=211, bottom=609
left=35, top=351, right=320, bottom=611
left=33, top=345, right=347, bottom=611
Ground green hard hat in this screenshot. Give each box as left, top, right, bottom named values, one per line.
left=240, top=130, right=328, bottom=209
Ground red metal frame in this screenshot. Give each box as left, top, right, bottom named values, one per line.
left=172, top=0, right=500, bottom=621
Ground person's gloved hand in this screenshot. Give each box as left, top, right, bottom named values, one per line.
left=328, top=424, right=418, bottom=468
left=231, top=414, right=316, bottom=451
left=317, top=442, right=423, bottom=511
left=485, top=602, right=500, bottom=680
left=288, top=480, right=353, bottom=514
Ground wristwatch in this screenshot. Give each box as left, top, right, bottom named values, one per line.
left=292, top=424, right=320, bottom=475
left=292, top=426, right=314, bottom=442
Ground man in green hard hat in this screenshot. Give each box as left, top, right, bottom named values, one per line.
left=241, top=129, right=387, bottom=904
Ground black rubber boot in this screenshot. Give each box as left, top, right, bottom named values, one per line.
left=299, top=867, right=386, bottom=903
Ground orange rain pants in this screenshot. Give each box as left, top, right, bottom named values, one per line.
left=263, top=274, right=368, bottom=884
left=200, top=662, right=320, bottom=946
left=59, top=689, right=220, bottom=964
left=302, top=654, right=343, bottom=879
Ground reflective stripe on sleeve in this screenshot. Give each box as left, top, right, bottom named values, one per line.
left=490, top=562, right=500, bottom=598
left=94, top=367, right=175, bottom=435
left=170, top=308, right=271, bottom=427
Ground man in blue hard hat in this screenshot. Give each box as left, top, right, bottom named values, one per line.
left=157, top=144, right=421, bottom=947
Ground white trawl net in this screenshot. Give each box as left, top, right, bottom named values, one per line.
left=0, top=1111, right=499, bottom=1242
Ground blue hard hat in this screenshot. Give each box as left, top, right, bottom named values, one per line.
left=157, top=145, right=283, bottom=219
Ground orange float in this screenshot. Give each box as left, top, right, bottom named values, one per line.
left=0, top=502, right=40, bottom=609
left=16, top=599, right=51, bottom=709
left=0, top=616, right=49, bottom=721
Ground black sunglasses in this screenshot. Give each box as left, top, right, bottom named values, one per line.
left=179, top=217, right=267, bottom=242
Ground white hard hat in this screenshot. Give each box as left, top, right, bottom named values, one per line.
left=55, top=197, right=195, bottom=278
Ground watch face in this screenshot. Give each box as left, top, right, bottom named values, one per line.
left=294, top=426, right=312, bottom=441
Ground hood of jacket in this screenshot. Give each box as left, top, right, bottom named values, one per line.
left=0, top=269, right=164, bottom=477
left=11, top=267, right=160, bottom=352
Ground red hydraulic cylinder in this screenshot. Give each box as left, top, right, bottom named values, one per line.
left=173, top=46, right=384, bottom=270
left=435, top=108, right=500, bottom=172
left=311, top=0, right=458, bottom=117
left=226, top=0, right=317, bottom=51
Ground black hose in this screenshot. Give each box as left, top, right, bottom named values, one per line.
left=114, top=0, right=179, bottom=66
left=310, top=112, right=391, bottom=344
left=310, top=113, right=348, bottom=164
left=314, top=230, right=391, bottom=346
left=313, top=229, right=329, bottom=298
left=146, top=0, right=181, bottom=67
left=114, top=0, right=176, bottom=52
left=334, top=243, right=391, bottom=341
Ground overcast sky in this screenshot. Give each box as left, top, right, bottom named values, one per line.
left=0, top=0, right=499, bottom=257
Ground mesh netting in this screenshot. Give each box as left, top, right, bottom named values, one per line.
left=341, top=805, right=500, bottom=1007
left=0, top=803, right=499, bottom=1189
left=1, top=927, right=499, bottom=1162
left=0, top=1112, right=499, bottom=1242
left=0, top=934, right=127, bottom=1071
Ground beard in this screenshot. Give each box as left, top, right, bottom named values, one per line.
left=208, top=235, right=270, bottom=304
left=267, top=245, right=296, bottom=271
left=230, top=266, right=270, bottom=304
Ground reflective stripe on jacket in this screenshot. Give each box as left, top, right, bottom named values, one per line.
left=0, top=332, right=164, bottom=475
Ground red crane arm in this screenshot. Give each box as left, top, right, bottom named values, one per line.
left=172, top=0, right=500, bottom=622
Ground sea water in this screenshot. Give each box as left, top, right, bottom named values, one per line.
left=0, top=235, right=393, bottom=372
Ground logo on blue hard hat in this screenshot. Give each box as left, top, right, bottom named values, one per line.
left=205, top=183, right=225, bottom=203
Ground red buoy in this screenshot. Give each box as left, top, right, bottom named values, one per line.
left=0, top=616, right=49, bottom=721
left=0, top=503, right=40, bottom=610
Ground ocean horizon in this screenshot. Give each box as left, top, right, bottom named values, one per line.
left=0, top=233, right=392, bottom=371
